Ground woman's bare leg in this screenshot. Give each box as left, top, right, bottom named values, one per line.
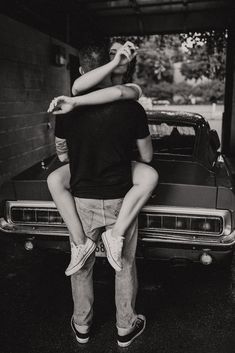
left=47, top=164, right=86, bottom=245
left=112, top=162, right=158, bottom=238
left=101, top=162, right=158, bottom=271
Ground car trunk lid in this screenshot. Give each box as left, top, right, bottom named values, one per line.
left=149, top=159, right=217, bottom=208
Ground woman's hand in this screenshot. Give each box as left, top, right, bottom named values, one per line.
left=112, top=41, right=137, bottom=66
left=47, top=96, right=76, bottom=115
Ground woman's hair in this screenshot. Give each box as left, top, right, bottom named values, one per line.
left=110, top=38, right=137, bottom=84
left=122, top=56, right=137, bottom=84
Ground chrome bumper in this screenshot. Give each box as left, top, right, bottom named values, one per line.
left=140, top=229, right=235, bottom=247
left=0, top=217, right=69, bottom=237
left=1, top=216, right=235, bottom=247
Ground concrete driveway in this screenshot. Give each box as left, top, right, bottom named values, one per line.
left=0, top=246, right=234, bottom=353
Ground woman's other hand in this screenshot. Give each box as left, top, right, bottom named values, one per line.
left=47, top=96, right=76, bottom=115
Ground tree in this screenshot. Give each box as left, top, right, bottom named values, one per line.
left=113, top=35, right=183, bottom=87
left=191, top=80, right=224, bottom=103
left=112, top=31, right=227, bottom=98
left=180, top=31, right=227, bottom=81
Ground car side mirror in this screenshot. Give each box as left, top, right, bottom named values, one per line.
left=209, top=130, right=220, bottom=151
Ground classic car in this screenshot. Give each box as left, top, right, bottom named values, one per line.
left=1, top=110, right=235, bottom=268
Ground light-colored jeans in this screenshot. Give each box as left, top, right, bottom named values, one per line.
left=71, top=197, right=138, bottom=334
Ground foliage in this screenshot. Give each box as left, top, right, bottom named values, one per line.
left=112, top=30, right=227, bottom=101
left=145, top=82, right=173, bottom=100
left=113, top=34, right=184, bottom=85
left=143, top=80, right=224, bottom=104
left=180, top=31, right=227, bottom=81
left=144, top=81, right=192, bottom=102
left=191, top=80, right=225, bottom=103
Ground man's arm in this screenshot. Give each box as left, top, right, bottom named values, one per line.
left=55, top=137, right=69, bottom=163
left=136, top=135, right=153, bottom=163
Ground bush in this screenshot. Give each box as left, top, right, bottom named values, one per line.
left=192, top=80, right=224, bottom=103
left=142, top=82, right=173, bottom=100
left=141, top=79, right=224, bottom=104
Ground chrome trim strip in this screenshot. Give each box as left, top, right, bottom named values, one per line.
left=142, top=205, right=229, bottom=218
left=140, top=229, right=235, bottom=247
left=7, top=200, right=56, bottom=211
left=0, top=219, right=69, bottom=237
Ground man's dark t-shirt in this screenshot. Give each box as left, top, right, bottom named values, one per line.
left=55, top=100, right=149, bottom=199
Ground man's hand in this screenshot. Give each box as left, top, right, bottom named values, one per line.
left=112, top=41, right=137, bottom=66
left=47, top=96, right=76, bottom=115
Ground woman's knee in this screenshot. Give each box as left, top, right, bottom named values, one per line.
left=133, top=163, right=158, bottom=189
left=146, top=167, right=159, bottom=188
left=47, top=165, right=70, bottom=190
left=47, top=169, right=67, bottom=191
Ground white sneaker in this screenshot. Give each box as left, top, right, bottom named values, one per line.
left=65, top=238, right=96, bottom=276
left=101, top=229, right=123, bottom=272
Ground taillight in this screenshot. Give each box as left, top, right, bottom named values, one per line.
left=10, top=207, right=63, bottom=225
left=138, top=213, right=223, bottom=235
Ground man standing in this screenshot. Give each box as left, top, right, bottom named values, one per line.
left=54, top=39, right=153, bottom=348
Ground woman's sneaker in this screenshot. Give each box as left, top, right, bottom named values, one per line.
left=101, top=229, right=123, bottom=272
left=71, top=317, right=90, bottom=344
left=117, top=315, right=146, bottom=347
left=65, top=238, right=96, bottom=276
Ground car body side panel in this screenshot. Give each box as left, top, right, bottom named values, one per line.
left=12, top=180, right=52, bottom=201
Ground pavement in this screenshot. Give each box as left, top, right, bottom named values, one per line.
left=0, top=245, right=235, bottom=353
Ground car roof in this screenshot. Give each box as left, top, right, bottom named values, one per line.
left=146, top=110, right=207, bottom=126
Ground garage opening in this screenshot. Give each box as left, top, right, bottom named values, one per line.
left=112, top=30, right=227, bottom=142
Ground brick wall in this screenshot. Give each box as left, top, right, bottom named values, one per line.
left=0, top=14, right=78, bottom=185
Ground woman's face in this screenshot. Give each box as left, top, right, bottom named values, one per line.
left=109, top=42, right=129, bottom=75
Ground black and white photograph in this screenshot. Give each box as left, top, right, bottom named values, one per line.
left=0, top=1, right=235, bottom=352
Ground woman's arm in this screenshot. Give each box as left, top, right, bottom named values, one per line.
left=72, top=41, right=136, bottom=96
left=48, top=84, right=141, bottom=115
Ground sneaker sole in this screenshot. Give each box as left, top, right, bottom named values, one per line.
left=75, top=336, right=89, bottom=344
left=71, top=317, right=90, bottom=344
left=101, top=233, right=122, bottom=272
left=65, top=242, right=96, bottom=276
left=117, top=319, right=146, bottom=347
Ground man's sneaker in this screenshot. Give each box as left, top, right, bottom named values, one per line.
left=65, top=238, right=96, bottom=276
left=101, top=229, right=123, bottom=272
left=71, top=317, right=90, bottom=344
left=117, top=314, right=146, bottom=348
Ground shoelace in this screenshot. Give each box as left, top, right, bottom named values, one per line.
left=71, top=243, right=85, bottom=258
left=135, top=318, right=143, bottom=328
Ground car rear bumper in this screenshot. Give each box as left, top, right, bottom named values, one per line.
left=139, top=229, right=235, bottom=248
left=139, top=238, right=234, bottom=265
left=138, top=230, right=235, bottom=265
left=0, top=219, right=234, bottom=265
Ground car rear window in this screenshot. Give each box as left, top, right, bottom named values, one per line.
left=149, top=122, right=196, bottom=156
